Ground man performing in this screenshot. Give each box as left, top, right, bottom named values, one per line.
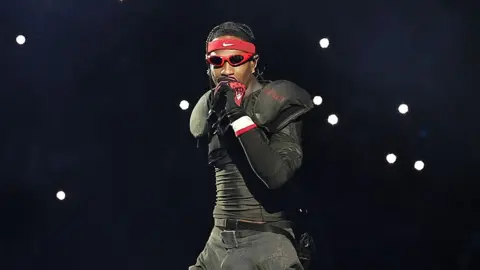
left=189, top=21, right=314, bottom=270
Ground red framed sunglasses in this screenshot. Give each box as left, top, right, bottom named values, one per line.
left=206, top=52, right=254, bottom=67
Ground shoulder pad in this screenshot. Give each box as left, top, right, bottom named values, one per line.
left=189, top=90, right=211, bottom=138
left=253, top=80, right=314, bottom=133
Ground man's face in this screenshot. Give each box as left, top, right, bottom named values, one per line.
left=207, top=35, right=257, bottom=86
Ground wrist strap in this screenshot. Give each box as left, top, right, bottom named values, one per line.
left=231, top=116, right=257, bottom=137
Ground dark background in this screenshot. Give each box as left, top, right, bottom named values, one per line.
left=1, top=0, right=478, bottom=269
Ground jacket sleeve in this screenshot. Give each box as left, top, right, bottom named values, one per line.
left=235, top=120, right=303, bottom=189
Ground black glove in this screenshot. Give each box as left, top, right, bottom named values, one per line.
left=208, top=76, right=250, bottom=137
left=209, top=81, right=228, bottom=116
left=207, top=79, right=229, bottom=131
left=213, top=76, right=248, bottom=122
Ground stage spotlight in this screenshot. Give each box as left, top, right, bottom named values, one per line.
left=179, top=100, right=189, bottom=110
left=56, top=190, right=66, bottom=201
left=398, top=104, right=409, bottom=114
left=16, top=35, right=26, bottom=45
left=313, top=95, right=323, bottom=106
left=327, top=114, right=338, bottom=125
left=414, top=160, right=425, bottom=171
left=319, top=38, right=329, bottom=49
left=386, top=153, right=397, bottom=164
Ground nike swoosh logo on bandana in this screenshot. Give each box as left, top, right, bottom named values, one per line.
left=223, top=43, right=233, bottom=47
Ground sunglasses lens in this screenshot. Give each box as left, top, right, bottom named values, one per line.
left=208, top=56, right=223, bottom=66
left=229, top=55, right=245, bottom=65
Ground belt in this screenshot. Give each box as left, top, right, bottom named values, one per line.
left=214, top=218, right=296, bottom=248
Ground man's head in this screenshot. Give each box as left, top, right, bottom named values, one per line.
left=205, top=22, right=259, bottom=87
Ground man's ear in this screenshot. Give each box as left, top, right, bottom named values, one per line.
left=252, top=54, right=260, bottom=71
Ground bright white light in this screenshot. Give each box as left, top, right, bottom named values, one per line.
left=386, top=153, right=397, bottom=164
left=313, top=96, right=323, bottom=106
left=56, top=190, right=66, bottom=201
left=414, top=160, right=425, bottom=171
left=319, top=38, right=330, bottom=49
left=179, top=100, right=189, bottom=110
left=16, top=35, right=26, bottom=45
left=327, top=114, right=338, bottom=125
left=398, top=104, right=409, bottom=114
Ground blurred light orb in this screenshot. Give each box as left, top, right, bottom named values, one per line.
left=414, top=160, right=425, bottom=171
left=179, top=100, right=189, bottom=110
left=56, top=190, right=66, bottom=201
left=313, top=96, right=323, bottom=106
left=327, top=114, right=338, bottom=125
left=319, top=38, right=330, bottom=48
left=398, top=104, right=409, bottom=114
left=386, top=153, right=397, bottom=164
left=16, top=35, right=26, bottom=45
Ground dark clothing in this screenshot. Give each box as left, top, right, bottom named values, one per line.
left=188, top=226, right=303, bottom=270
left=209, top=85, right=305, bottom=190
left=213, top=164, right=285, bottom=222
left=189, top=80, right=314, bottom=269
left=207, top=82, right=305, bottom=222
left=219, top=118, right=304, bottom=190
left=211, top=120, right=303, bottom=222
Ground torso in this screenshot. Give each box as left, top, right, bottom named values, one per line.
left=208, top=86, right=286, bottom=223
left=212, top=164, right=285, bottom=222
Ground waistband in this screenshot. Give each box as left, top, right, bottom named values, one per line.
left=214, top=218, right=296, bottom=248
left=214, top=218, right=291, bottom=230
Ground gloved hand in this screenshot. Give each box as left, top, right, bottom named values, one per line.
left=210, top=76, right=257, bottom=137
left=209, top=81, right=228, bottom=116
left=214, top=76, right=247, bottom=122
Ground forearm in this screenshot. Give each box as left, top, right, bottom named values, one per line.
left=230, top=116, right=301, bottom=189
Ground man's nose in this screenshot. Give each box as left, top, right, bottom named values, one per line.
left=221, top=62, right=235, bottom=76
